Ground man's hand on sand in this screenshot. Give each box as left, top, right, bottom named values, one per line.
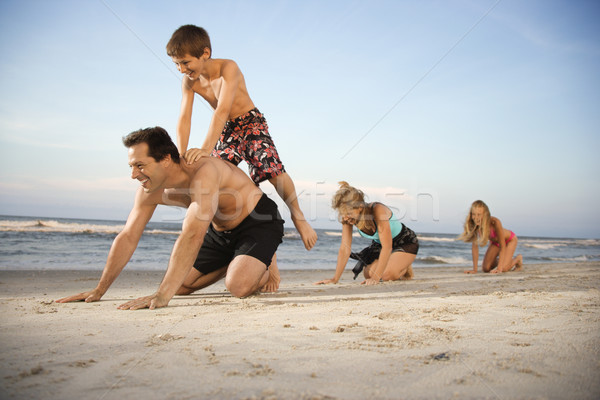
left=55, top=289, right=103, bottom=303
left=118, top=293, right=170, bottom=310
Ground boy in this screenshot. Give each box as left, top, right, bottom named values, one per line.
left=166, top=25, right=317, bottom=250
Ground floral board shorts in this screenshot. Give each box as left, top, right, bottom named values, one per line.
left=211, top=108, right=286, bottom=185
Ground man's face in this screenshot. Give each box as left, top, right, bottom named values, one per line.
left=171, top=52, right=206, bottom=81
left=128, top=143, right=167, bottom=193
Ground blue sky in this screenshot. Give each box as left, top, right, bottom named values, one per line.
left=0, top=0, right=598, bottom=238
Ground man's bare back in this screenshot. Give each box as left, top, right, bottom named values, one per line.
left=161, top=156, right=264, bottom=231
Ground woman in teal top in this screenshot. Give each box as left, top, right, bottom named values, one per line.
left=315, top=182, right=419, bottom=285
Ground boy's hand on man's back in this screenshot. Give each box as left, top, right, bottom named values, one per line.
left=183, top=148, right=211, bottom=164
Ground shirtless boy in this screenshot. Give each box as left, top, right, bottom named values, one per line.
left=57, top=127, right=284, bottom=310
left=166, top=24, right=317, bottom=250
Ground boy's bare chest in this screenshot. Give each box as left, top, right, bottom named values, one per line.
left=192, top=77, right=223, bottom=106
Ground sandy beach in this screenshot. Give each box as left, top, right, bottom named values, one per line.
left=1, top=262, right=599, bottom=400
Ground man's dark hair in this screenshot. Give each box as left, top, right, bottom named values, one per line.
left=122, top=127, right=180, bottom=164
left=166, top=25, right=212, bottom=58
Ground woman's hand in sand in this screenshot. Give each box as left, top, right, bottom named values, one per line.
left=314, top=278, right=337, bottom=285
left=55, top=289, right=103, bottom=304
left=118, top=293, right=170, bottom=310
left=464, top=269, right=477, bottom=274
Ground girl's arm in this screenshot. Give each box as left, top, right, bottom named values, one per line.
left=491, top=218, right=509, bottom=273
left=465, top=242, right=479, bottom=274
left=314, top=223, right=353, bottom=284
left=363, top=204, right=393, bottom=284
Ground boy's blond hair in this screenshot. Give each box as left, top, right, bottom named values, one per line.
left=166, top=25, right=212, bottom=58
left=458, top=200, right=491, bottom=247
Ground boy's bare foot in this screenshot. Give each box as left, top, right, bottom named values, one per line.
left=292, top=216, right=318, bottom=250
left=512, top=254, right=524, bottom=271
left=260, top=258, right=281, bottom=293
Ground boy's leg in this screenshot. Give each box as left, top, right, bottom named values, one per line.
left=228, top=110, right=316, bottom=250
left=268, top=172, right=318, bottom=250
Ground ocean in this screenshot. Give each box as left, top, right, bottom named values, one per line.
left=1, top=215, right=599, bottom=272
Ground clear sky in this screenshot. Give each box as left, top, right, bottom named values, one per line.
left=0, top=0, right=598, bottom=238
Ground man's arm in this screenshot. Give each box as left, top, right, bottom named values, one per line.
left=56, top=189, right=157, bottom=303
left=118, top=164, right=220, bottom=310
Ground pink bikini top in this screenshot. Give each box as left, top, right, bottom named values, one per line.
left=490, top=228, right=498, bottom=239
left=490, top=227, right=515, bottom=242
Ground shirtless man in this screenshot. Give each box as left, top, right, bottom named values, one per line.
left=166, top=24, right=317, bottom=251
left=56, top=126, right=284, bottom=310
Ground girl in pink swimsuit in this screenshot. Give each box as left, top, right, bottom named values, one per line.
left=458, top=200, right=523, bottom=274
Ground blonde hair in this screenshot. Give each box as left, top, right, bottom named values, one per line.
left=331, top=181, right=365, bottom=210
left=332, top=182, right=376, bottom=230
left=458, top=200, right=491, bottom=247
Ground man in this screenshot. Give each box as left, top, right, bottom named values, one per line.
left=56, top=126, right=284, bottom=310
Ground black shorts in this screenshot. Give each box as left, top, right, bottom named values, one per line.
left=349, top=224, right=419, bottom=279
left=193, top=194, right=284, bottom=275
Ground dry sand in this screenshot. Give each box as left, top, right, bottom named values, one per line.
left=1, top=262, right=599, bottom=400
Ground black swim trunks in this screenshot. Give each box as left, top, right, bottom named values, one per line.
left=211, top=108, right=286, bottom=185
left=349, top=224, right=419, bottom=279
left=193, top=194, right=284, bottom=275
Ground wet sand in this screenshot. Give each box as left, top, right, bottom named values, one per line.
left=1, top=262, right=599, bottom=399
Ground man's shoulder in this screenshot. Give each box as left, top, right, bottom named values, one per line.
left=191, top=156, right=226, bottom=168
left=185, top=157, right=226, bottom=179
left=133, top=186, right=165, bottom=207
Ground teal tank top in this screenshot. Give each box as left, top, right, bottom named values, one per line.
left=358, top=212, right=404, bottom=244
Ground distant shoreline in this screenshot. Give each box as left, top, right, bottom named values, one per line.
left=2, top=214, right=599, bottom=240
